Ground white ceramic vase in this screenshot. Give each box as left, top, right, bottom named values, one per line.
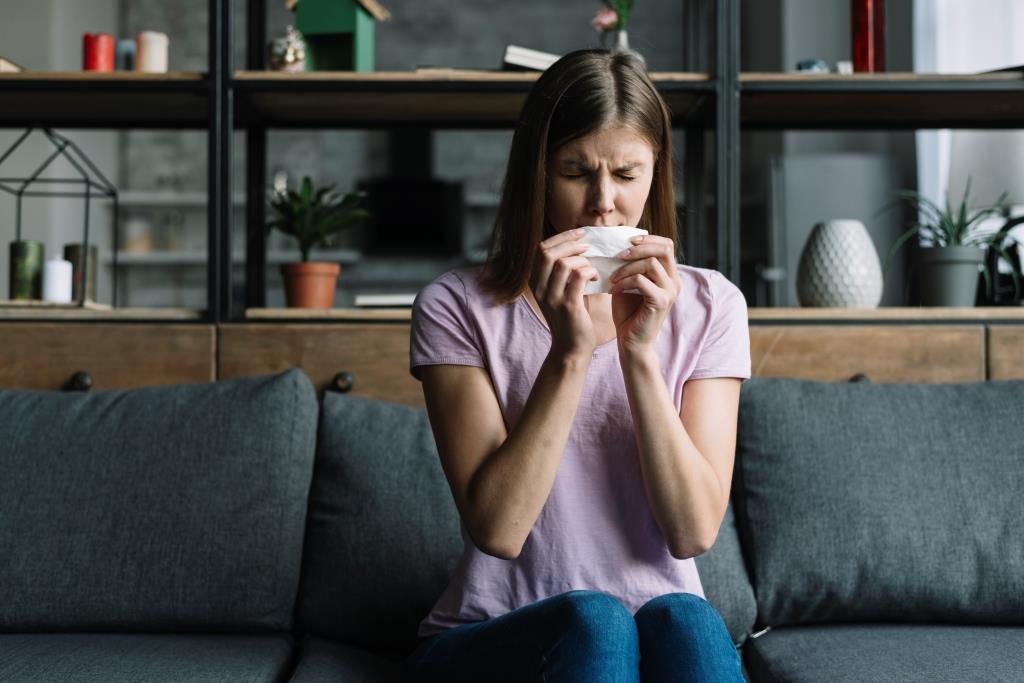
left=796, top=219, right=883, bottom=308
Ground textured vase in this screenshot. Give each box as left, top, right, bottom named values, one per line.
left=797, top=219, right=883, bottom=307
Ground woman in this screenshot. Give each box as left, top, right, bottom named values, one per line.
left=406, top=48, right=750, bottom=682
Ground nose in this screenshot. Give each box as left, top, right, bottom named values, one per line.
left=588, top=175, right=616, bottom=219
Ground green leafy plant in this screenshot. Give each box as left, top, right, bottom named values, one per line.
left=885, top=178, right=1022, bottom=301
left=266, top=176, right=370, bottom=262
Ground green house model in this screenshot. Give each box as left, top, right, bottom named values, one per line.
left=289, top=0, right=391, bottom=72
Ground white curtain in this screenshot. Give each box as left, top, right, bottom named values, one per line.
left=914, top=0, right=1024, bottom=234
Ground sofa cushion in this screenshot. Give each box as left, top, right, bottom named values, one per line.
left=288, top=637, right=406, bottom=682
left=0, top=368, right=318, bottom=632
left=0, top=633, right=295, bottom=682
left=743, top=624, right=1024, bottom=683
left=295, top=393, right=461, bottom=654
left=693, top=502, right=758, bottom=646
left=734, top=377, right=1024, bottom=628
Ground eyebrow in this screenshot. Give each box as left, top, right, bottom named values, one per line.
left=561, top=160, right=643, bottom=172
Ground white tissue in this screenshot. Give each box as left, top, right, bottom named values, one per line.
left=576, top=226, right=649, bottom=294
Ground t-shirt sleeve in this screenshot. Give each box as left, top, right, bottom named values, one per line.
left=688, top=271, right=752, bottom=381
left=409, top=271, right=486, bottom=382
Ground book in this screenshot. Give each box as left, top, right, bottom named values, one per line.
left=0, top=56, right=24, bottom=73
left=502, top=45, right=560, bottom=72
left=354, top=293, right=416, bottom=307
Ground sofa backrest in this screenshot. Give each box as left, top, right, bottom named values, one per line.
left=733, top=377, right=1024, bottom=629
left=294, top=392, right=758, bottom=653
left=294, top=392, right=462, bottom=655
left=0, top=368, right=318, bottom=633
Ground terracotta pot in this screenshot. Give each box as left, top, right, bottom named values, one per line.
left=281, top=262, right=340, bottom=308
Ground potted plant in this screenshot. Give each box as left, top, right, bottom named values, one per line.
left=267, top=176, right=369, bottom=308
left=591, top=1, right=645, bottom=65
left=885, top=179, right=1022, bottom=307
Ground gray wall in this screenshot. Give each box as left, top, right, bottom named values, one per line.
left=0, top=0, right=119, bottom=304
left=740, top=0, right=916, bottom=306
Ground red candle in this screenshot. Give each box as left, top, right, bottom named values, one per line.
left=851, top=0, right=885, bottom=72
left=83, top=32, right=115, bottom=72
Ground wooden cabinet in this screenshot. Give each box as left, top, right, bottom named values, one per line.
left=988, top=325, right=1024, bottom=380
left=749, top=325, right=986, bottom=383
left=219, top=323, right=422, bottom=408
left=0, top=323, right=215, bottom=390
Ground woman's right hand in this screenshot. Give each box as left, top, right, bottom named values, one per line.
left=530, top=229, right=599, bottom=359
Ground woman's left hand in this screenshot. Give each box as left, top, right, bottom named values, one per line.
left=609, top=234, right=681, bottom=355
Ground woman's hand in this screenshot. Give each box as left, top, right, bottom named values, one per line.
left=608, top=234, right=682, bottom=355
left=530, top=228, right=600, bottom=359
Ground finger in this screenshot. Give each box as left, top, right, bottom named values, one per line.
left=610, top=273, right=668, bottom=305
left=547, top=256, right=593, bottom=302
left=534, top=240, right=589, bottom=296
left=540, top=227, right=584, bottom=249
left=612, top=256, right=671, bottom=289
left=621, top=236, right=677, bottom=274
left=565, top=265, right=597, bottom=301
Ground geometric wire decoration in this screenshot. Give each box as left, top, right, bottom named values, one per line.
left=0, top=127, right=119, bottom=307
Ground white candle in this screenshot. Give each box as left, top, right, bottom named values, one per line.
left=135, top=31, right=169, bottom=73
left=42, top=256, right=73, bottom=303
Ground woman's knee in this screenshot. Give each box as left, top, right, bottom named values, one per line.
left=635, top=593, right=727, bottom=633
left=545, top=590, right=637, bottom=641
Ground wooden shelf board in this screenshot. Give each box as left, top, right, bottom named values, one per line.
left=742, top=72, right=1024, bottom=83
left=741, top=72, right=1024, bottom=128
left=243, top=306, right=1024, bottom=323
left=748, top=306, right=1024, bottom=321
left=0, top=72, right=208, bottom=128
left=0, top=303, right=204, bottom=320
left=246, top=307, right=413, bottom=321
left=234, top=70, right=711, bottom=127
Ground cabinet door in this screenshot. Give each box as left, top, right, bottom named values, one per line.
left=988, top=325, right=1024, bottom=380
left=749, top=325, right=985, bottom=383
left=218, top=324, right=423, bottom=409
left=0, top=323, right=215, bottom=390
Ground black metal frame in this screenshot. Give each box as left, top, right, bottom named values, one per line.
left=14, top=2, right=1024, bottom=319
left=0, top=127, right=119, bottom=307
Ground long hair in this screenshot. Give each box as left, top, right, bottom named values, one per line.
left=478, top=48, right=677, bottom=304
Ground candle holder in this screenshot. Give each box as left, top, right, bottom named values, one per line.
left=0, top=128, right=119, bottom=307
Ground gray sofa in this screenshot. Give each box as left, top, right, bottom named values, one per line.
left=2, top=368, right=1022, bottom=681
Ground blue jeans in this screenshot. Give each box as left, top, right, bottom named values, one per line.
left=406, top=590, right=745, bottom=682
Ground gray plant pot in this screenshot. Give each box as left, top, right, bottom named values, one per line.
left=917, top=245, right=985, bottom=307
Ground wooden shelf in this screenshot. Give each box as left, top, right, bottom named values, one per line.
left=0, top=302, right=204, bottom=320
left=233, top=70, right=713, bottom=128
left=0, top=72, right=208, bottom=128
left=748, top=306, right=1024, bottom=322
left=246, top=307, right=413, bottom=321
left=242, top=306, right=1024, bottom=323
left=741, top=72, right=1024, bottom=128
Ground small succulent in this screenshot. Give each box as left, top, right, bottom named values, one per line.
left=266, top=176, right=370, bottom=262
left=885, top=178, right=1022, bottom=300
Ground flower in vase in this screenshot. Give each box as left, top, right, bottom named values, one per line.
left=591, top=6, right=619, bottom=32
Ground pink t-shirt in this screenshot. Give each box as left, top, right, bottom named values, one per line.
left=409, top=264, right=751, bottom=638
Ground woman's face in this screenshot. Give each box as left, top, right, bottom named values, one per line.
left=546, top=126, right=656, bottom=234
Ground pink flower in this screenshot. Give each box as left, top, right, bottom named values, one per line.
left=591, top=6, right=619, bottom=31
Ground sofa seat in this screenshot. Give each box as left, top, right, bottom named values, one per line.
left=0, top=633, right=294, bottom=682
left=288, top=637, right=405, bottom=682
left=743, top=624, right=1024, bottom=682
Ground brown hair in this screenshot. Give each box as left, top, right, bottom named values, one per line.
left=478, top=48, right=677, bottom=304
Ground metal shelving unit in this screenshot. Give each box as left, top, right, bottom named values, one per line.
left=9, top=0, right=1024, bottom=322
